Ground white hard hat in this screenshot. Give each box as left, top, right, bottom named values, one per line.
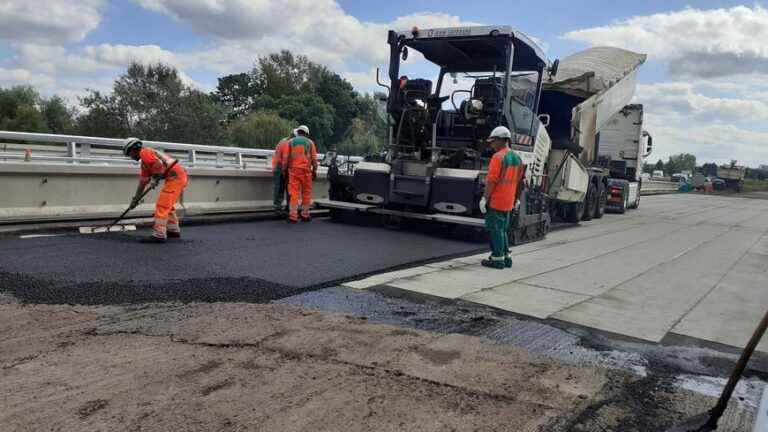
left=296, top=125, right=310, bottom=135
left=487, top=126, right=512, bottom=142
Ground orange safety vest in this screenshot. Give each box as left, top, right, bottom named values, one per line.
left=139, top=147, right=185, bottom=181
left=286, top=136, right=318, bottom=171
left=486, top=147, right=524, bottom=211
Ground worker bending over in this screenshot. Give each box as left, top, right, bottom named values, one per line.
left=124, top=138, right=188, bottom=243
left=272, top=130, right=295, bottom=210
left=480, top=126, right=524, bottom=269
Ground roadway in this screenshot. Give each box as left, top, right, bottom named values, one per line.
left=0, top=218, right=483, bottom=305
left=346, top=193, right=768, bottom=353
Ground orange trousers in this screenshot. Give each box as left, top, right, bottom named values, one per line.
left=153, top=172, right=188, bottom=239
left=288, top=168, right=312, bottom=221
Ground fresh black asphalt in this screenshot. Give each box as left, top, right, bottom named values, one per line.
left=0, top=219, right=484, bottom=305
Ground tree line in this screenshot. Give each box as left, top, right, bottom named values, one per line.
left=0, top=50, right=386, bottom=156
left=645, top=153, right=767, bottom=180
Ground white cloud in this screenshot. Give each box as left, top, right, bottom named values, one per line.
left=563, top=5, right=768, bottom=78
left=0, top=0, right=104, bottom=44
left=0, top=68, right=56, bottom=89
left=135, top=0, right=479, bottom=70
left=645, top=116, right=768, bottom=167
left=635, top=82, right=768, bottom=122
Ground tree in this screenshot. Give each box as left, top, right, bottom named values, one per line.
left=212, top=73, right=255, bottom=120
left=0, top=86, right=48, bottom=133
left=654, top=159, right=664, bottom=172
left=41, top=96, right=76, bottom=134
left=277, top=93, right=335, bottom=149
left=77, top=62, right=226, bottom=143
left=666, top=153, right=696, bottom=175
left=229, top=111, right=293, bottom=149
left=308, top=64, right=358, bottom=144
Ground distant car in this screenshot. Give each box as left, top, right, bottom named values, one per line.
left=712, top=178, right=727, bottom=190
left=652, top=170, right=664, bottom=179
left=640, top=173, right=651, bottom=181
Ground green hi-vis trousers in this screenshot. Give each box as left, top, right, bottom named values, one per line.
left=272, top=168, right=287, bottom=207
left=485, top=208, right=511, bottom=261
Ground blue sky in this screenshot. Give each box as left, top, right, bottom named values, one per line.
left=0, top=1, right=766, bottom=166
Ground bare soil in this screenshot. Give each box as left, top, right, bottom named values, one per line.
left=0, top=301, right=755, bottom=431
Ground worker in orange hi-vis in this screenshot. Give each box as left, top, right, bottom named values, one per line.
left=283, top=125, right=318, bottom=223
left=271, top=129, right=295, bottom=211
left=123, top=138, right=188, bottom=243
left=479, top=126, right=524, bottom=269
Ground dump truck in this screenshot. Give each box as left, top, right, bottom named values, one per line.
left=318, top=25, right=647, bottom=243
left=717, top=165, right=745, bottom=192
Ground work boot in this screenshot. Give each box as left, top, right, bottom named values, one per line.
left=504, top=256, right=512, bottom=268
left=167, top=231, right=181, bottom=239
left=140, top=236, right=166, bottom=244
left=301, top=214, right=311, bottom=222
left=287, top=217, right=298, bottom=224
left=481, top=259, right=505, bottom=269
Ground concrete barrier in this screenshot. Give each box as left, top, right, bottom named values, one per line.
left=0, top=163, right=329, bottom=223
left=641, top=180, right=678, bottom=195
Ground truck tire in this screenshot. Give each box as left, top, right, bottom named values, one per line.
left=581, top=182, right=597, bottom=221
left=594, top=182, right=607, bottom=219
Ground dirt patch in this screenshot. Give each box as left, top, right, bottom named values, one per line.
left=0, top=301, right=755, bottom=431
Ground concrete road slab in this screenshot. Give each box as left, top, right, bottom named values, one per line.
left=672, top=236, right=768, bottom=351
left=461, top=283, right=589, bottom=319
left=553, top=228, right=760, bottom=342
left=388, top=222, right=681, bottom=298
left=521, top=223, right=729, bottom=296
left=342, top=266, right=439, bottom=289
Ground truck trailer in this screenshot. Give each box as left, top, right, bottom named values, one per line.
left=318, top=25, right=650, bottom=244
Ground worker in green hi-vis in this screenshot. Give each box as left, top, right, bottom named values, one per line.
left=271, top=129, right=295, bottom=211
left=479, top=126, right=524, bottom=270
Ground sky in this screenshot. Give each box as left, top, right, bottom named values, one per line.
left=0, top=0, right=766, bottom=167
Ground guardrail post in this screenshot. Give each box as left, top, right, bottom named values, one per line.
left=81, top=143, right=91, bottom=164
left=189, top=149, right=197, bottom=166
left=216, top=151, right=224, bottom=168
left=235, top=152, right=243, bottom=168
left=66, top=142, right=77, bottom=163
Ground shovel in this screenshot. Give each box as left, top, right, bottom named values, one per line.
left=667, top=308, right=768, bottom=431
left=78, top=179, right=160, bottom=234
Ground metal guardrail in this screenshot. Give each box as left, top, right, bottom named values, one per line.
left=641, top=180, right=679, bottom=194
left=0, top=131, right=361, bottom=169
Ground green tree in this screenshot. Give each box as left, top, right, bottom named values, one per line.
left=0, top=86, right=47, bottom=133
left=229, top=111, right=293, bottom=150
left=212, top=72, right=255, bottom=120
left=277, top=93, right=335, bottom=149
left=41, top=96, right=76, bottom=134
left=77, top=62, right=226, bottom=143
left=654, top=159, right=664, bottom=172
left=666, top=153, right=696, bottom=175
left=701, top=162, right=718, bottom=177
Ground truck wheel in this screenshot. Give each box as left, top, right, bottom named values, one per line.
left=581, top=182, right=597, bottom=221
left=594, top=182, right=607, bottom=219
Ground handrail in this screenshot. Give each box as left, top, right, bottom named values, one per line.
left=0, top=131, right=363, bottom=169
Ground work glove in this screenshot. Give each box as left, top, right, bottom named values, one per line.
left=479, top=196, right=487, bottom=214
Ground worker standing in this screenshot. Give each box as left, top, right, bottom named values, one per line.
left=284, top=125, right=318, bottom=223
left=123, top=138, right=188, bottom=243
left=479, top=126, right=524, bottom=269
left=272, top=130, right=295, bottom=210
